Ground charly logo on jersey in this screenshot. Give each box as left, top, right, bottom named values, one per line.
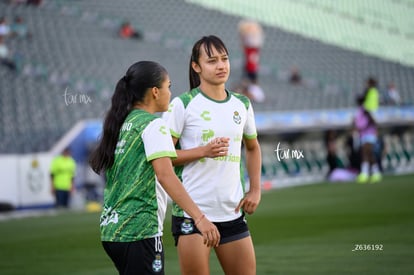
left=152, top=254, right=163, bottom=272
left=233, top=111, right=241, bottom=124
left=200, top=110, right=211, bottom=121
left=181, top=219, right=194, bottom=234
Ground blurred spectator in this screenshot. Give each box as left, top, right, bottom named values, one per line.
left=384, top=82, right=401, bottom=105
left=238, top=19, right=263, bottom=83
left=345, top=129, right=361, bottom=172
left=354, top=96, right=382, bottom=183
left=324, top=130, right=344, bottom=178
left=6, top=0, right=42, bottom=5
left=0, top=36, right=17, bottom=71
left=289, top=66, right=302, bottom=85
left=238, top=19, right=265, bottom=103
left=118, top=21, right=142, bottom=40
left=233, top=78, right=265, bottom=103
left=9, top=0, right=24, bottom=4
left=8, top=0, right=27, bottom=4
left=0, top=17, right=11, bottom=38
left=374, top=133, right=385, bottom=173
left=361, top=76, right=379, bottom=112
left=10, top=16, right=31, bottom=39
left=50, top=148, right=77, bottom=208
left=27, top=0, right=43, bottom=6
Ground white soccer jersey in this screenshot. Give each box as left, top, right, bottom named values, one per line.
left=164, top=88, right=257, bottom=222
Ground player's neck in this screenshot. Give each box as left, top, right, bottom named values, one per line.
left=132, top=102, right=156, bottom=114
left=199, top=83, right=227, bottom=101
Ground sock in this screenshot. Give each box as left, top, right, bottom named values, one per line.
left=372, top=164, right=380, bottom=174
left=361, top=162, right=369, bottom=174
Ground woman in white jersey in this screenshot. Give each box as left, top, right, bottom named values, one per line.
left=164, top=36, right=262, bottom=275
left=89, top=61, right=220, bottom=275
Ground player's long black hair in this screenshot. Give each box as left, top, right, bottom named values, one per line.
left=89, top=61, right=168, bottom=173
left=189, top=35, right=229, bottom=90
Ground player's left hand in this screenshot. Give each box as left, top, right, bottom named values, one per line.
left=235, top=189, right=261, bottom=215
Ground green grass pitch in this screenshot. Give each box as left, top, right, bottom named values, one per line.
left=1, top=174, right=413, bottom=274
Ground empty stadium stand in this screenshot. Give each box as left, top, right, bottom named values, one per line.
left=1, top=0, right=413, bottom=183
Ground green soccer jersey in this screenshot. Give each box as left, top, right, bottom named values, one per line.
left=100, top=109, right=177, bottom=242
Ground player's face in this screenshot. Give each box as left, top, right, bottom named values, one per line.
left=194, top=45, right=230, bottom=86
left=156, top=74, right=172, bottom=112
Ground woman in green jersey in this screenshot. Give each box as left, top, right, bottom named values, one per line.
left=89, top=61, right=219, bottom=275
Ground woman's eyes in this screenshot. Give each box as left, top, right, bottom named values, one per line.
left=207, top=57, right=228, bottom=63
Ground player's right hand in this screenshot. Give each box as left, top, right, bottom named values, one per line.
left=205, top=137, right=230, bottom=158
left=196, top=217, right=220, bottom=247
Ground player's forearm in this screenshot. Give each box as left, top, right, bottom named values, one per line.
left=245, top=145, right=262, bottom=192
left=171, top=147, right=206, bottom=166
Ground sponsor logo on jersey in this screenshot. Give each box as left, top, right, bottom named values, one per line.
left=201, top=129, right=215, bottom=143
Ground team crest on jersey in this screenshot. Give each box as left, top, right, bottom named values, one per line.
left=152, top=254, right=163, bottom=272
left=233, top=111, right=241, bottom=124
left=181, top=219, right=194, bottom=234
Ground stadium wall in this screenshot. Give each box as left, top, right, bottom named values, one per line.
left=0, top=153, right=54, bottom=210
left=1, top=107, right=413, bottom=210
left=0, top=120, right=102, bottom=211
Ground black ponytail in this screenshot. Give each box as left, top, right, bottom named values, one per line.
left=189, top=35, right=229, bottom=90
left=89, top=61, right=168, bottom=173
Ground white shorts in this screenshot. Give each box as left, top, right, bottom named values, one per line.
left=361, top=134, right=377, bottom=145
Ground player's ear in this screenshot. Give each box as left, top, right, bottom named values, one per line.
left=151, top=86, right=160, bottom=100
left=191, top=61, right=201, bottom=73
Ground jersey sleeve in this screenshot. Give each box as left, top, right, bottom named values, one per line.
left=142, top=118, right=177, bottom=161
left=162, top=97, right=185, bottom=139
left=243, top=102, right=258, bottom=139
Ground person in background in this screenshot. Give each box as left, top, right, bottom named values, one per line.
left=0, top=33, right=19, bottom=71
left=324, top=130, right=344, bottom=178
left=89, top=61, right=219, bottom=275
left=0, top=17, right=10, bottom=38
left=385, top=82, right=401, bottom=106
left=362, top=77, right=379, bottom=113
left=118, top=21, right=142, bottom=40
left=237, top=19, right=265, bottom=103
left=289, top=66, right=302, bottom=85
left=50, top=148, right=77, bottom=208
left=354, top=96, right=382, bottom=183
left=345, top=129, right=361, bottom=172
left=10, top=16, right=31, bottom=39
